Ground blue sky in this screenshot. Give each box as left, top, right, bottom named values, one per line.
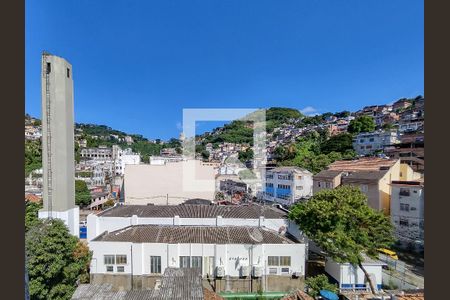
left=26, top=0, right=423, bottom=140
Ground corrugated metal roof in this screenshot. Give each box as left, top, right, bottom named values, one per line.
left=98, top=204, right=287, bottom=219
left=71, top=268, right=205, bottom=300
left=92, top=225, right=297, bottom=244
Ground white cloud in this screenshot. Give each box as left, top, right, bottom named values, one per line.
left=300, top=106, right=320, bottom=116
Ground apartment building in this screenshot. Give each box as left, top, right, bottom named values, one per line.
left=313, top=158, right=406, bottom=214
left=390, top=180, right=424, bottom=248
left=262, top=167, right=313, bottom=206
left=352, top=130, right=399, bottom=156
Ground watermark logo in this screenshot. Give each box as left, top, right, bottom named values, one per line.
left=181, top=108, right=266, bottom=194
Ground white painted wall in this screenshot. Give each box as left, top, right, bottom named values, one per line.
left=325, top=258, right=384, bottom=289
left=89, top=241, right=306, bottom=278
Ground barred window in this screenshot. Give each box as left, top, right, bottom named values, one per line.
left=117, top=266, right=125, bottom=272
left=106, top=266, right=113, bottom=272
left=150, top=256, right=161, bottom=274
left=280, top=256, right=291, bottom=266
left=116, top=255, right=127, bottom=265
left=268, top=256, right=279, bottom=266
left=104, top=255, right=115, bottom=265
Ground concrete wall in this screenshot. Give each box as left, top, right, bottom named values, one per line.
left=41, top=54, right=76, bottom=212
left=312, top=174, right=341, bottom=195
left=124, top=161, right=216, bottom=205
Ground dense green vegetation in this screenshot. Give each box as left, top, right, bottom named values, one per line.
left=238, top=148, right=254, bottom=163
left=75, top=180, right=91, bottom=207
left=131, top=141, right=164, bottom=163
left=25, top=140, right=42, bottom=177
left=289, top=186, right=395, bottom=294
left=25, top=202, right=91, bottom=300
left=347, top=115, right=376, bottom=134
left=305, top=274, right=338, bottom=298
left=275, top=130, right=355, bottom=174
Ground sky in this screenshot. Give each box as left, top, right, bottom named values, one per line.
left=26, top=0, right=424, bottom=140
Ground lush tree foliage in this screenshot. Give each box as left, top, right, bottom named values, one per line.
left=320, top=133, right=355, bottom=154
left=25, top=200, right=43, bottom=232
left=238, top=148, right=254, bottom=163
left=289, top=186, right=395, bottom=294
left=25, top=140, right=42, bottom=177
left=348, top=116, right=376, bottom=134
left=75, top=180, right=91, bottom=207
left=26, top=219, right=92, bottom=300
left=305, top=274, right=338, bottom=297
left=276, top=130, right=354, bottom=174
left=131, top=141, right=164, bottom=163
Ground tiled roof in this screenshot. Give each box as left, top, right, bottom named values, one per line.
left=25, top=193, right=41, bottom=203
left=341, top=170, right=389, bottom=182
left=313, top=169, right=343, bottom=179
left=92, top=225, right=297, bottom=245
left=98, top=204, right=287, bottom=219
left=327, top=158, right=398, bottom=172
left=270, top=166, right=312, bottom=174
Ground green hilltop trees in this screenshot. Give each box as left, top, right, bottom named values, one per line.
left=289, top=186, right=395, bottom=294
left=348, top=115, right=376, bottom=134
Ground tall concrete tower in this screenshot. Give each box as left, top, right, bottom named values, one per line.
left=38, top=52, right=79, bottom=237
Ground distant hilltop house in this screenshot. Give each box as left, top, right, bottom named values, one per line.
left=392, top=98, right=413, bottom=111
left=24, top=125, right=42, bottom=141
left=384, top=133, right=424, bottom=172
left=352, top=130, right=399, bottom=156
left=313, top=158, right=421, bottom=214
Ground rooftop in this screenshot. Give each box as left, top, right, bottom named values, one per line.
left=269, top=166, right=312, bottom=174
left=98, top=203, right=287, bottom=219
left=71, top=268, right=205, bottom=300
left=92, top=225, right=298, bottom=244
left=327, top=158, right=398, bottom=172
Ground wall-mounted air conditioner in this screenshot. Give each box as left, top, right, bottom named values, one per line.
left=252, top=266, right=263, bottom=278
left=216, top=266, right=225, bottom=278
left=240, top=265, right=251, bottom=277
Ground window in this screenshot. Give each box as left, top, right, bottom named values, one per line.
left=191, top=256, right=202, bottom=269
left=266, top=183, right=273, bottom=188
left=399, top=218, right=409, bottom=227
left=106, top=266, right=113, bottom=272
left=360, top=139, right=365, bottom=143
left=117, top=266, right=125, bottom=272
left=46, top=62, right=51, bottom=74
left=369, top=138, right=374, bottom=142
left=268, top=256, right=279, bottom=266
left=281, top=267, right=290, bottom=274
left=180, top=256, right=191, bottom=268
left=269, top=268, right=278, bottom=275
left=360, top=185, right=368, bottom=193
left=400, top=203, right=410, bottom=212
left=400, top=188, right=410, bottom=196
left=325, top=182, right=331, bottom=188
left=116, top=255, right=127, bottom=265
left=104, top=255, right=115, bottom=265
left=317, top=182, right=321, bottom=188
left=296, top=186, right=303, bottom=190
left=277, top=184, right=290, bottom=190
left=150, top=256, right=161, bottom=274
left=67, top=68, right=70, bottom=78
left=280, top=256, right=291, bottom=266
